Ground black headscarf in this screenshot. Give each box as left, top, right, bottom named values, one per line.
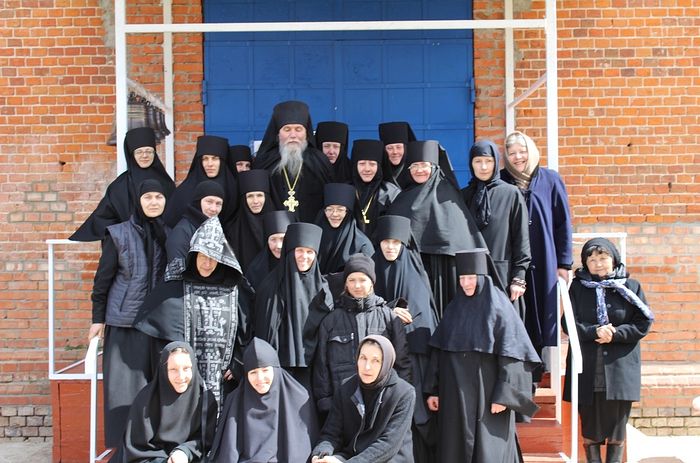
left=462, top=140, right=506, bottom=229
left=70, top=127, right=174, bottom=241
left=316, top=121, right=352, bottom=183
left=183, top=179, right=224, bottom=228
left=134, top=179, right=169, bottom=287
left=387, top=140, right=486, bottom=255
left=372, top=215, right=438, bottom=354
left=112, top=341, right=216, bottom=462
left=225, top=169, right=273, bottom=271
left=227, top=144, right=253, bottom=178
left=244, top=210, right=294, bottom=290
left=163, top=135, right=239, bottom=226
left=254, top=223, right=333, bottom=368
left=315, top=183, right=375, bottom=274
left=209, top=338, right=318, bottom=463
left=429, top=249, right=540, bottom=362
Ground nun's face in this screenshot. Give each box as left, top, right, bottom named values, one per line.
left=235, top=160, right=251, bottom=172
left=167, top=351, right=193, bottom=394
left=345, top=272, right=373, bottom=299
left=385, top=143, right=404, bottom=166
left=196, top=253, right=218, bottom=278
left=324, top=205, right=347, bottom=229
left=140, top=192, right=166, bottom=218
left=278, top=124, right=307, bottom=146
left=201, top=155, right=221, bottom=178
left=322, top=142, right=342, bottom=164
left=294, top=247, right=316, bottom=272
left=585, top=250, right=614, bottom=278
left=247, top=366, right=274, bottom=395
left=245, top=192, right=266, bottom=214
left=380, top=239, right=402, bottom=262
left=133, top=146, right=155, bottom=169
left=267, top=232, right=285, bottom=259
left=357, top=160, right=378, bottom=183
left=472, top=156, right=496, bottom=181
left=409, top=162, right=433, bottom=184
left=357, top=342, right=383, bottom=385
left=506, top=142, right=529, bottom=173
left=200, top=196, right=223, bottom=218
left=459, top=274, right=478, bottom=296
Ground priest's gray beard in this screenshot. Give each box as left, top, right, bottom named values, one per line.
left=274, top=139, right=307, bottom=175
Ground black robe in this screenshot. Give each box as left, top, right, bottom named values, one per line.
left=388, top=167, right=486, bottom=317
left=109, top=342, right=217, bottom=463
left=163, top=146, right=238, bottom=227
left=254, top=250, right=334, bottom=371
left=244, top=247, right=279, bottom=291
left=70, top=140, right=174, bottom=242
left=352, top=164, right=401, bottom=238
left=134, top=218, right=253, bottom=406
left=209, top=338, right=318, bottom=462
left=314, top=212, right=375, bottom=275
left=463, top=178, right=531, bottom=320
left=424, top=276, right=540, bottom=461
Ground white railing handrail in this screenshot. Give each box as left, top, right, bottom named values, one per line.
left=559, top=277, right=583, bottom=463
left=87, top=336, right=100, bottom=463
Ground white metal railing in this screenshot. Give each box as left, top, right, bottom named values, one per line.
left=47, top=239, right=108, bottom=462
left=556, top=232, right=627, bottom=461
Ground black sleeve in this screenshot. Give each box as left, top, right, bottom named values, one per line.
left=388, top=312, right=412, bottom=383
left=312, top=319, right=334, bottom=414
left=509, top=190, right=531, bottom=281
left=312, top=387, right=346, bottom=459
left=612, top=282, right=652, bottom=343
left=491, top=356, right=539, bottom=418
left=422, top=348, right=440, bottom=397
left=91, top=236, right=119, bottom=323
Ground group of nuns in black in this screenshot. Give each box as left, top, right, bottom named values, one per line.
left=73, top=99, right=571, bottom=462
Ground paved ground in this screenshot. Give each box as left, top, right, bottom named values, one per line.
left=1, top=426, right=699, bottom=462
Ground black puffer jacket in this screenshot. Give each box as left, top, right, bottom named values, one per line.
left=313, top=293, right=410, bottom=414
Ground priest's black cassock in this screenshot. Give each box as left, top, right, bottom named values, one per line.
left=253, top=101, right=333, bottom=223
left=134, top=216, right=252, bottom=406
left=387, top=140, right=486, bottom=318
left=315, top=183, right=374, bottom=275
left=70, top=127, right=174, bottom=241
left=316, top=120, right=353, bottom=184
left=244, top=210, right=294, bottom=291
left=224, top=169, right=273, bottom=272
left=163, top=135, right=238, bottom=227
left=253, top=222, right=334, bottom=387
left=462, top=139, right=531, bottom=320
left=372, top=215, right=439, bottom=463
left=351, top=139, right=401, bottom=237
left=424, top=250, right=540, bottom=462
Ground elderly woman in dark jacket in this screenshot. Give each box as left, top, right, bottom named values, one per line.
left=312, top=335, right=415, bottom=463
left=563, top=238, right=653, bottom=463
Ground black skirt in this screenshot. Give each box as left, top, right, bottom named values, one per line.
left=103, top=326, right=152, bottom=447
left=579, top=391, right=631, bottom=442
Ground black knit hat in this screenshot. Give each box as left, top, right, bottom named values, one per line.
left=323, top=183, right=356, bottom=211
left=343, top=253, right=376, bottom=284
left=405, top=140, right=439, bottom=166
left=374, top=215, right=411, bottom=245
left=351, top=139, right=384, bottom=163
left=284, top=222, right=323, bottom=253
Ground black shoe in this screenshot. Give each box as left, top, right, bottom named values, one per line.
left=584, top=443, right=602, bottom=463
left=605, top=443, right=623, bottom=463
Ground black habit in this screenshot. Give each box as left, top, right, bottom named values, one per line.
left=209, top=338, right=318, bottom=462
left=71, top=127, right=174, bottom=241
left=109, top=342, right=217, bottom=463
left=244, top=210, right=294, bottom=291
left=316, top=120, right=353, bottom=183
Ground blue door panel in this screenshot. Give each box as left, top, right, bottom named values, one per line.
left=204, top=0, right=475, bottom=185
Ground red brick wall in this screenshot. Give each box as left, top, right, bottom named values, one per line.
left=1, top=0, right=698, bottom=440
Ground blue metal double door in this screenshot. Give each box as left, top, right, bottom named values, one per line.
left=203, top=0, right=474, bottom=185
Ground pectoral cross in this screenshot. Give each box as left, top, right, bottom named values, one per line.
left=362, top=213, right=370, bottom=224
left=283, top=190, right=299, bottom=212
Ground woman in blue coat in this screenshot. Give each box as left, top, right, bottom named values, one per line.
left=501, top=131, right=573, bottom=353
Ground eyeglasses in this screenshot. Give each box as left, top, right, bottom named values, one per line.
left=408, top=162, right=433, bottom=171
left=324, top=206, right=347, bottom=215
left=134, top=147, right=154, bottom=156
